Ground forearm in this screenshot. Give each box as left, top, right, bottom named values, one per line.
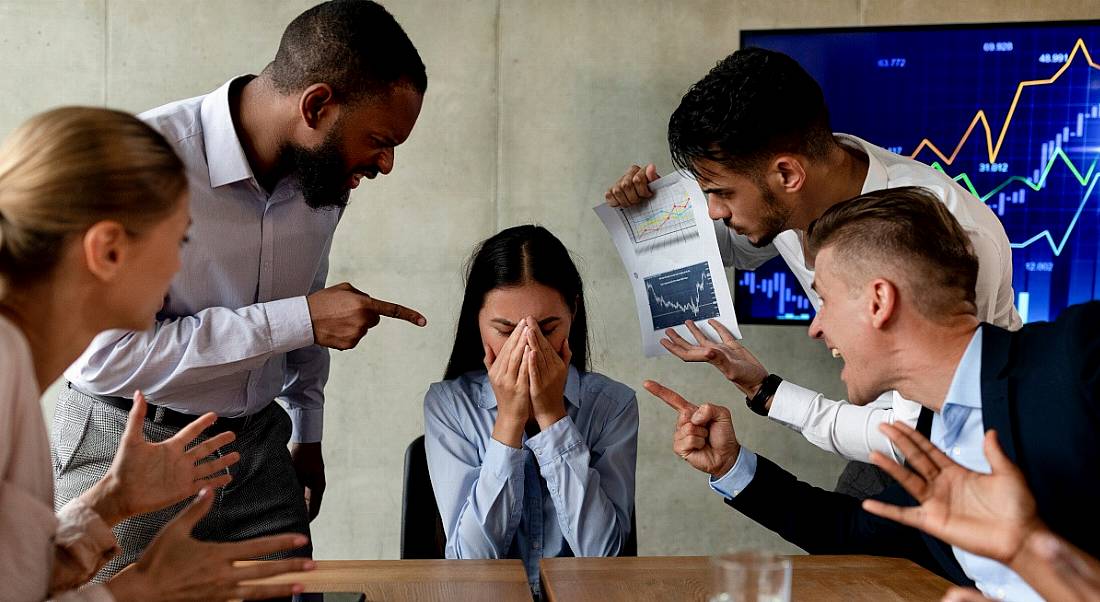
left=726, top=455, right=924, bottom=560
left=1008, top=528, right=1099, bottom=602
left=529, top=418, right=632, bottom=556
left=49, top=584, right=116, bottom=602
left=51, top=497, right=120, bottom=595
left=767, top=381, right=913, bottom=463
left=68, top=298, right=313, bottom=398
left=445, top=440, right=527, bottom=559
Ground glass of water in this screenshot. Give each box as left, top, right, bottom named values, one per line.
left=709, top=551, right=792, bottom=602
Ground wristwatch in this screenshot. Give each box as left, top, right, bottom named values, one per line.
left=746, top=374, right=783, bottom=417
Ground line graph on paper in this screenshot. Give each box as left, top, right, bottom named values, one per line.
left=743, top=22, right=1100, bottom=324
left=645, top=262, right=720, bottom=330
left=618, top=188, right=698, bottom=249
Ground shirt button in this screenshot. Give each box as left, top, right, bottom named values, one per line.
left=952, top=447, right=962, bottom=457
left=995, top=588, right=1006, bottom=599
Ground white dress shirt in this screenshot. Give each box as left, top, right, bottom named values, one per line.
left=65, top=77, right=340, bottom=443
left=715, top=134, right=1022, bottom=462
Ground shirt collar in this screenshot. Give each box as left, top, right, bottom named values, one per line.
left=200, top=76, right=258, bottom=188
left=835, top=133, right=890, bottom=194
left=942, top=329, right=984, bottom=412
left=477, top=364, right=584, bottom=410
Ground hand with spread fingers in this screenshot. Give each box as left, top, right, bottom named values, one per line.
left=605, top=163, right=660, bottom=207
left=80, top=390, right=239, bottom=526
left=661, top=319, right=769, bottom=397
left=524, top=316, right=570, bottom=430
left=105, top=488, right=314, bottom=602
left=863, top=422, right=1100, bottom=602
left=485, top=319, right=533, bottom=448
left=861, top=423, right=1041, bottom=565
left=644, top=380, right=741, bottom=478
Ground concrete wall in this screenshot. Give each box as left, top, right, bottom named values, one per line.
left=4, top=0, right=1095, bottom=560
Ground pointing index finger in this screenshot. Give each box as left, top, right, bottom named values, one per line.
left=643, top=380, right=698, bottom=415
left=365, top=296, right=427, bottom=327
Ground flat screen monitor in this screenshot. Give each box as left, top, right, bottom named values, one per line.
left=737, top=20, right=1100, bottom=324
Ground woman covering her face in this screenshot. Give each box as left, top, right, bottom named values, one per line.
left=0, top=107, right=312, bottom=601
left=424, top=225, right=638, bottom=598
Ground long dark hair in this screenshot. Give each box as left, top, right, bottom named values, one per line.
left=443, top=225, right=589, bottom=380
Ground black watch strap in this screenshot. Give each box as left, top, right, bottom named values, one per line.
left=746, top=374, right=783, bottom=417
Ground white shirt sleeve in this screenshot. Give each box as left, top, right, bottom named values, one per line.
left=966, top=227, right=1023, bottom=331
left=766, top=382, right=923, bottom=463
left=277, top=243, right=333, bottom=443
left=66, top=297, right=315, bottom=401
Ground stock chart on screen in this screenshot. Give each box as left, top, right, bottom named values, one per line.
left=738, top=21, right=1100, bottom=324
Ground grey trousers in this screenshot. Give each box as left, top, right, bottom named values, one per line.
left=52, top=386, right=312, bottom=582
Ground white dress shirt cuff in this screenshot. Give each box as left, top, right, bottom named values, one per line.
left=766, top=380, right=819, bottom=432
left=525, top=416, right=582, bottom=464
left=709, top=448, right=758, bottom=499
left=285, top=406, right=324, bottom=443
left=483, top=437, right=528, bottom=481
left=266, top=296, right=315, bottom=353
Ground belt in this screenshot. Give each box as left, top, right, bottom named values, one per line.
left=66, top=382, right=251, bottom=433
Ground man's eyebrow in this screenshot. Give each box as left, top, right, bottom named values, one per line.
left=700, top=186, right=731, bottom=195
left=490, top=318, right=517, bottom=327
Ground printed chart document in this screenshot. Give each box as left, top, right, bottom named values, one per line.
left=595, top=171, right=741, bottom=357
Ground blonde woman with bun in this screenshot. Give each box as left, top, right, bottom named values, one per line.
left=0, top=107, right=313, bottom=601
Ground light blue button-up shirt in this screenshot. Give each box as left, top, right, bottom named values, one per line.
left=712, top=330, right=1041, bottom=601
left=65, top=77, right=339, bottom=442
left=424, top=365, right=638, bottom=596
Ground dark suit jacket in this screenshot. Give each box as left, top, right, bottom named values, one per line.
left=727, top=301, right=1100, bottom=585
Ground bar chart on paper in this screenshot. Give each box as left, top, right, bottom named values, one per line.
left=646, top=262, right=721, bottom=330
left=742, top=21, right=1100, bottom=324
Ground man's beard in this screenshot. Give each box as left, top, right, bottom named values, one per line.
left=278, top=123, right=352, bottom=211
left=727, top=184, right=791, bottom=249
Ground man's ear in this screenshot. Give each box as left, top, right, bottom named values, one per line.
left=868, top=278, right=899, bottom=329
left=771, top=154, right=807, bottom=194
left=82, top=220, right=128, bottom=283
left=298, top=83, right=338, bottom=130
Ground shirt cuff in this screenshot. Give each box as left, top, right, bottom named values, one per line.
left=266, top=296, right=315, bottom=353
left=525, top=416, right=582, bottom=464
left=483, top=437, right=528, bottom=481
left=766, top=380, right=819, bottom=432
left=285, top=405, right=324, bottom=443
left=709, top=448, right=758, bottom=499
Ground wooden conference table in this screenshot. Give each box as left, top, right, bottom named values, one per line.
left=240, top=555, right=952, bottom=601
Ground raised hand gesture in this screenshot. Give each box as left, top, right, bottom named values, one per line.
left=661, top=320, right=768, bottom=397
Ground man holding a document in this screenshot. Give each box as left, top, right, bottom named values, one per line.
left=604, top=47, right=1020, bottom=495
